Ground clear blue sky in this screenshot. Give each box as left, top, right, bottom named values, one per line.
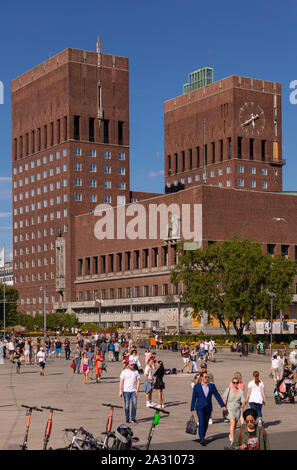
left=0, top=0, right=296, bottom=258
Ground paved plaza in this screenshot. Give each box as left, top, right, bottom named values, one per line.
left=0, top=346, right=296, bottom=451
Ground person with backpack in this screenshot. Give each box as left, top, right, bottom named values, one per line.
left=108, top=341, right=115, bottom=362
left=231, top=408, right=269, bottom=450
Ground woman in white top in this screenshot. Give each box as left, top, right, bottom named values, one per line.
left=271, top=354, right=281, bottom=382
left=246, top=371, right=266, bottom=425
left=24, top=340, right=30, bottom=365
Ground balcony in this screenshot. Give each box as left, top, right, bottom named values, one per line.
left=268, top=157, right=286, bottom=166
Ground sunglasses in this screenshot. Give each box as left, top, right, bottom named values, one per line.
left=232, top=381, right=239, bottom=384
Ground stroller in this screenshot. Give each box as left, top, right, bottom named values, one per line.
left=274, top=376, right=297, bottom=404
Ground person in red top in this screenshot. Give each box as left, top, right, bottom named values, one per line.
left=93, top=348, right=104, bottom=383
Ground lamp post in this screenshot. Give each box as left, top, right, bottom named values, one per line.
left=267, top=291, right=276, bottom=357
left=130, top=287, right=133, bottom=344
left=95, top=298, right=102, bottom=330
left=40, top=287, right=47, bottom=344
left=177, top=294, right=182, bottom=350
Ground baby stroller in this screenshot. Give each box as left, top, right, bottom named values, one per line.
left=274, top=377, right=297, bottom=404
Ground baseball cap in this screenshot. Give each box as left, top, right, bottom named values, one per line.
left=201, top=363, right=207, bottom=368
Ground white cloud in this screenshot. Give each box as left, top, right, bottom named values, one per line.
left=0, top=177, right=11, bottom=182
left=0, top=212, right=12, bottom=218
left=149, top=170, right=164, bottom=178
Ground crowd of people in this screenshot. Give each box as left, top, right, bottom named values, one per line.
left=2, top=330, right=297, bottom=450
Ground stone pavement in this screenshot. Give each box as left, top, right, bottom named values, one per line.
left=0, top=348, right=296, bottom=450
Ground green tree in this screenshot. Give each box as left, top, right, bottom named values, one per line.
left=171, top=237, right=297, bottom=338
left=0, top=284, right=19, bottom=327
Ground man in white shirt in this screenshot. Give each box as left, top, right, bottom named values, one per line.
left=37, top=347, right=46, bottom=376
left=119, top=361, right=140, bottom=423
left=128, top=349, right=142, bottom=371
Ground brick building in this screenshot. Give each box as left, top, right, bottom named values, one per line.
left=11, top=45, right=297, bottom=332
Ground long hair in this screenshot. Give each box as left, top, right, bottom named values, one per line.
left=253, top=370, right=260, bottom=385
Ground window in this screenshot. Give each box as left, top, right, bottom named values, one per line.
left=90, top=194, right=97, bottom=202
left=118, top=152, right=125, bottom=160
left=210, top=170, right=215, bottom=178
left=75, top=162, right=82, bottom=171
left=220, top=140, right=223, bottom=161
left=227, top=180, right=231, bottom=187
left=104, top=151, right=111, bottom=160
left=238, top=179, right=244, bottom=187
left=75, top=177, right=82, bottom=186
left=262, top=181, right=268, bottom=189
left=74, top=115, right=80, bottom=140
left=75, top=193, right=82, bottom=201
left=89, top=117, right=95, bottom=142
left=238, top=137, right=242, bottom=158
left=103, top=120, right=109, bottom=144
left=89, top=179, right=97, bottom=187
left=89, top=149, right=96, bottom=157
left=188, top=176, right=192, bottom=183
left=74, top=147, right=81, bottom=156
left=118, top=182, right=126, bottom=190
left=104, top=195, right=111, bottom=203
left=104, top=166, right=111, bottom=174
left=63, top=178, right=67, bottom=187
left=118, top=121, right=123, bottom=145
left=89, top=164, right=97, bottom=172
left=212, top=142, right=215, bottom=163
left=195, top=174, right=200, bottom=182
left=261, top=140, right=266, bottom=161
left=250, top=180, right=256, bottom=188
left=226, top=166, right=231, bottom=174
left=118, top=167, right=125, bottom=175
left=261, top=168, right=267, bottom=175
left=249, top=138, right=254, bottom=160
left=104, top=181, right=111, bottom=188
left=238, top=165, right=244, bottom=173
left=117, top=196, right=126, bottom=205
left=281, top=245, right=289, bottom=258
left=250, top=167, right=256, bottom=174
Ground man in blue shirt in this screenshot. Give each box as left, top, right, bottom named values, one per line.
left=190, top=371, right=226, bottom=446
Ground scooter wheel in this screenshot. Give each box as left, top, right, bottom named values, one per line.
left=274, top=396, right=281, bottom=405
left=289, top=398, right=294, bottom=404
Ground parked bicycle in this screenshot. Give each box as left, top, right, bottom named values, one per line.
left=20, top=405, right=43, bottom=450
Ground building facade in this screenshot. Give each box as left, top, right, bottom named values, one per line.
left=11, top=46, right=297, bottom=332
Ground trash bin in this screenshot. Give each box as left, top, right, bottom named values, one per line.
left=171, top=341, right=178, bottom=352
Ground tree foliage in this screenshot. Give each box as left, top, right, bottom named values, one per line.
left=0, top=284, right=19, bottom=327
left=171, top=237, right=297, bottom=337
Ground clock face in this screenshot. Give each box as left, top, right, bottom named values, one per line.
left=239, top=102, right=265, bottom=136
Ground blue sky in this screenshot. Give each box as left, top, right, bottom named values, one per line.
left=0, top=0, right=296, bottom=258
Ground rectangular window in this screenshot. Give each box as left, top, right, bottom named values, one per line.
left=281, top=245, right=289, bottom=258
left=57, top=119, right=60, bottom=144
left=212, top=142, right=215, bottom=163
left=89, top=179, right=97, bottom=187
left=118, top=121, right=123, bottom=145
left=89, top=164, right=97, bottom=172
left=182, top=151, right=185, bottom=171
left=228, top=137, right=231, bottom=159
left=261, top=140, right=266, bottom=161
left=103, top=120, right=109, bottom=144
left=189, top=148, right=193, bottom=169
left=104, top=151, right=111, bottom=159
left=250, top=167, right=256, bottom=174
left=250, top=180, right=256, bottom=188
left=104, top=166, right=111, bottom=174
left=196, top=147, right=200, bottom=168
left=238, top=165, right=244, bottom=173
left=89, top=117, right=95, bottom=142
left=44, top=125, right=47, bottom=149
left=249, top=138, right=254, bottom=160
left=262, top=181, right=268, bottom=189
left=118, top=152, right=125, bottom=160
left=50, top=122, right=54, bottom=146
left=238, top=137, right=242, bottom=158
left=89, top=149, right=96, bottom=157
left=175, top=153, right=178, bottom=173
left=104, top=181, right=111, bottom=188
left=220, top=140, right=223, bottom=161
left=64, top=116, right=68, bottom=140
left=143, top=248, right=149, bottom=268
left=104, top=195, right=111, bottom=203
left=204, top=144, right=207, bottom=166
left=118, top=182, right=126, bottom=190
left=238, top=179, right=244, bottom=187
left=74, top=115, right=80, bottom=140
left=118, top=167, right=125, bottom=175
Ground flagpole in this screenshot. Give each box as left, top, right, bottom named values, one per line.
left=2, top=245, right=5, bottom=342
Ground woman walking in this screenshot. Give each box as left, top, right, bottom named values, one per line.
left=13, top=347, right=22, bottom=374
left=233, top=372, right=245, bottom=391
left=93, top=348, right=103, bottom=383
left=80, top=352, right=90, bottom=384
left=223, top=376, right=245, bottom=445
left=24, top=340, right=30, bottom=366
left=154, top=361, right=166, bottom=409
left=246, top=371, right=266, bottom=425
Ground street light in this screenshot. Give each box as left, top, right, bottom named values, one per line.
left=40, top=287, right=47, bottom=344
left=177, top=294, right=182, bottom=350
left=267, top=291, right=276, bottom=357
left=95, top=298, right=103, bottom=330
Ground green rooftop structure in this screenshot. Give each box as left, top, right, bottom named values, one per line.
left=183, top=66, right=214, bottom=94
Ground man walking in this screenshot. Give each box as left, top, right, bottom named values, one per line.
left=144, top=357, right=156, bottom=407
left=190, top=371, right=226, bottom=446
left=119, top=360, right=140, bottom=423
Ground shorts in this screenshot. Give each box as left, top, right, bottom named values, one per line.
left=56, top=348, right=61, bottom=354
left=39, top=361, right=45, bottom=369
left=183, top=358, right=190, bottom=364
left=144, top=380, right=152, bottom=394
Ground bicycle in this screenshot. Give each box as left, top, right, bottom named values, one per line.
left=41, top=405, right=63, bottom=450
left=54, top=427, right=101, bottom=450
left=97, top=403, right=124, bottom=449
left=20, top=405, right=43, bottom=450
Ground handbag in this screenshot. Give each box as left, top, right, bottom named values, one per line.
left=223, top=387, right=230, bottom=420
left=83, top=364, right=88, bottom=372
left=186, top=416, right=198, bottom=435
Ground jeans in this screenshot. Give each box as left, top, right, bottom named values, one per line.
left=249, top=402, right=263, bottom=419
left=123, top=392, right=137, bottom=421
left=191, top=360, right=199, bottom=373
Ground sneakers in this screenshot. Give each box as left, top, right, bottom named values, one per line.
left=208, top=418, right=213, bottom=425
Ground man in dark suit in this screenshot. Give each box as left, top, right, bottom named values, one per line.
left=190, top=371, right=227, bottom=446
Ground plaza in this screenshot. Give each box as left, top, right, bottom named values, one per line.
left=0, top=346, right=296, bottom=451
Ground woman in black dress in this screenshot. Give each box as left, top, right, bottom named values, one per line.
left=154, top=361, right=165, bottom=409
